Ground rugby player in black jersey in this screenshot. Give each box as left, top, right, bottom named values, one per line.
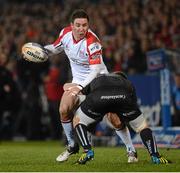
left=73, top=71, right=171, bottom=164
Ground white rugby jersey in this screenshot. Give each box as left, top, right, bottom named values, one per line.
left=44, top=26, right=108, bottom=87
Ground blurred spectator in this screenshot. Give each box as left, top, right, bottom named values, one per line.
left=14, top=59, right=50, bottom=140
left=43, top=56, right=64, bottom=139
left=0, top=54, right=21, bottom=140
left=172, top=72, right=180, bottom=126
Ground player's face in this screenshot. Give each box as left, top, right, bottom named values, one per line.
left=71, top=18, right=89, bottom=41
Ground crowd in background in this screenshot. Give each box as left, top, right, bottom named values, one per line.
left=0, top=0, right=180, bottom=140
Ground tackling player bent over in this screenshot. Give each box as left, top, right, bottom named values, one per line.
left=73, top=72, right=171, bottom=164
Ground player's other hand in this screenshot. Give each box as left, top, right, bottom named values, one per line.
left=69, top=85, right=83, bottom=96
left=63, top=83, right=78, bottom=91
left=63, top=83, right=83, bottom=96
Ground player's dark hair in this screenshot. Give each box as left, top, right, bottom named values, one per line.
left=70, top=9, right=89, bottom=23
left=113, top=71, right=128, bottom=79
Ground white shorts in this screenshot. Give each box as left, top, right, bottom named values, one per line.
left=129, top=114, right=148, bottom=133
left=74, top=107, right=96, bottom=126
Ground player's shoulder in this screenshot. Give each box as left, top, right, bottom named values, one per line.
left=86, top=29, right=101, bottom=45
left=59, top=25, right=72, bottom=37
left=86, top=29, right=102, bottom=55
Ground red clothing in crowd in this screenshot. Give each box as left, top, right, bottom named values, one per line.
left=44, top=66, right=64, bottom=101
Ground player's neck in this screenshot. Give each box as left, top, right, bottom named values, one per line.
left=72, top=34, right=84, bottom=43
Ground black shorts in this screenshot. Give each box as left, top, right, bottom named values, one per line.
left=80, top=87, right=142, bottom=122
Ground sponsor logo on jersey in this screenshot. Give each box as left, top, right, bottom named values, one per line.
left=88, top=42, right=101, bottom=55
left=101, top=95, right=126, bottom=99
left=70, top=57, right=89, bottom=67
left=122, top=111, right=136, bottom=116
left=91, top=53, right=100, bottom=59
left=88, top=109, right=101, bottom=116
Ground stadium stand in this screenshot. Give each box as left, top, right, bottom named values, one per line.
left=0, top=0, right=179, bottom=142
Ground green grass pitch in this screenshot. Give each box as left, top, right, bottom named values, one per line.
left=0, top=141, right=179, bottom=172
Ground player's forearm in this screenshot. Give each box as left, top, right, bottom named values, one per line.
left=80, top=65, right=102, bottom=88
left=44, top=44, right=63, bottom=56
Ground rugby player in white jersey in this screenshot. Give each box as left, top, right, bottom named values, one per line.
left=44, top=9, right=137, bottom=163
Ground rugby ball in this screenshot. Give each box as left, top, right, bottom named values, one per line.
left=22, top=42, right=48, bottom=63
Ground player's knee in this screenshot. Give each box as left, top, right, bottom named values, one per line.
left=59, top=104, right=71, bottom=121
left=116, top=122, right=126, bottom=130
left=110, top=118, right=122, bottom=129
left=112, top=121, right=125, bottom=130
left=60, top=91, right=79, bottom=114
left=59, top=104, right=67, bottom=115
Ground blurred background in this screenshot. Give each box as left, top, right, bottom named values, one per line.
left=0, top=0, right=180, bottom=147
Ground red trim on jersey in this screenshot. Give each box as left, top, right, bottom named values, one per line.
left=90, top=50, right=102, bottom=57
left=53, top=26, right=72, bottom=46
left=89, top=50, right=102, bottom=65
left=89, top=57, right=101, bottom=65
left=86, top=31, right=102, bottom=65
left=86, top=31, right=101, bottom=49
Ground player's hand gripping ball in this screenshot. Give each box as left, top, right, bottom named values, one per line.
left=22, top=42, right=48, bottom=63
